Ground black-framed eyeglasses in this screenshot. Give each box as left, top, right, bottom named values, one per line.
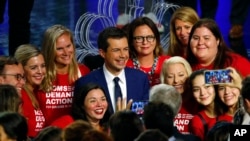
left=133, top=35, right=155, bottom=43
left=0, top=74, right=26, bottom=81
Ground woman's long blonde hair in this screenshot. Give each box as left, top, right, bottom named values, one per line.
left=167, top=7, right=199, bottom=57
left=14, top=44, right=43, bottom=109
left=41, top=24, right=79, bottom=91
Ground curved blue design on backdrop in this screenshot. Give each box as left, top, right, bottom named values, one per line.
left=75, top=0, right=116, bottom=62
left=0, top=0, right=249, bottom=60
left=75, top=0, right=179, bottom=63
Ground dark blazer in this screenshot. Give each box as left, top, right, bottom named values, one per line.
left=74, top=67, right=150, bottom=114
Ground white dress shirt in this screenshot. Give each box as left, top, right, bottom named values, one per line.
left=103, top=64, right=127, bottom=111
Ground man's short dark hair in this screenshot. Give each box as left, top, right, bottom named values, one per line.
left=97, top=27, right=128, bottom=51
left=0, top=56, right=19, bottom=74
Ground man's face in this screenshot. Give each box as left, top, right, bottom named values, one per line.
left=0, top=63, right=25, bottom=94
left=99, top=37, right=129, bottom=76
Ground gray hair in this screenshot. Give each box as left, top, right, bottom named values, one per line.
left=149, top=84, right=182, bottom=116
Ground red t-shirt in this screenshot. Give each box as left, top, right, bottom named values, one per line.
left=50, top=115, right=74, bottom=129
left=189, top=110, right=218, bottom=141
left=21, top=89, right=46, bottom=138
left=37, top=64, right=90, bottom=126
left=174, top=100, right=199, bottom=134
left=218, top=113, right=233, bottom=122
left=126, top=55, right=171, bottom=86
left=192, top=52, right=250, bottom=77
left=190, top=111, right=234, bottom=140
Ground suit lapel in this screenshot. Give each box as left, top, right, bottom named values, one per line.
left=95, top=68, right=114, bottom=113
left=124, top=68, right=134, bottom=100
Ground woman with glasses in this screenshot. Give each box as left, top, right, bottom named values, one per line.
left=14, top=44, right=46, bottom=139
left=126, top=17, right=171, bottom=87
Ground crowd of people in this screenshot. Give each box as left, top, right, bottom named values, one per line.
left=0, top=4, right=250, bottom=141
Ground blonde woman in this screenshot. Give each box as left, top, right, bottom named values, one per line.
left=38, top=24, right=90, bottom=126
left=166, top=7, right=199, bottom=58
left=217, top=67, right=242, bottom=121
left=15, top=44, right=46, bottom=138
left=160, top=56, right=196, bottom=134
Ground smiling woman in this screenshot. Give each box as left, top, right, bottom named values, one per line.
left=36, top=24, right=90, bottom=127
left=167, top=6, right=199, bottom=58
left=14, top=44, right=46, bottom=138
left=126, top=17, right=171, bottom=87
left=188, top=69, right=218, bottom=141
left=216, top=67, right=242, bottom=120
left=186, top=18, right=250, bottom=77
left=72, top=82, right=110, bottom=132
left=159, top=56, right=195, bottom=134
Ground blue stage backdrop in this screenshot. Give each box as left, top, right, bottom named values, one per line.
left=0, top=0, right=249, bottom=60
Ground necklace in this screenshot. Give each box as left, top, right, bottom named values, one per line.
left=132, top=57, right=158, bottom=85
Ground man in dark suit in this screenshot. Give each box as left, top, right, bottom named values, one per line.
left=75, top=27, right=150, bottom=114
